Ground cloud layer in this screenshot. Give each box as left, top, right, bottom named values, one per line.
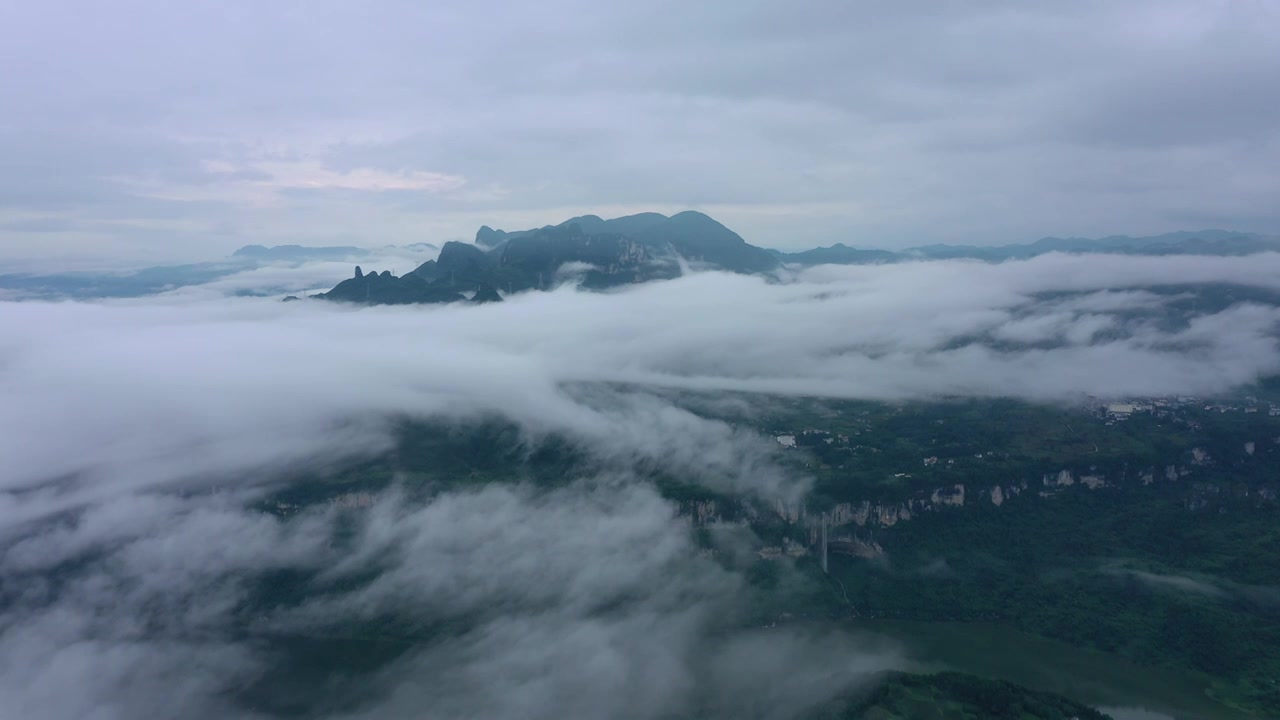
left=2, top=1, right=1278, bottom=262
left=4, top=253, right=1280, bottom=506
left=2, top=254, right=1280, bottom=718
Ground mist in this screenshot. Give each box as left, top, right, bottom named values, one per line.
left=3, top=253, right=1279, bottom=718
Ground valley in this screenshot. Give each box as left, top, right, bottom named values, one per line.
left=242, top=382, right=1280, bottom=718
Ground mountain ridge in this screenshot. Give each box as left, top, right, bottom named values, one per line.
left=312, top=213, right=1280, bottom=306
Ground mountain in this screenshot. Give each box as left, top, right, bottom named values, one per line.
left=7, top=219, right=1271, bottom=304
left=0, top=262, right=248, bottom=300
left=321, top=266, right=465, bottom=305
left=774, top=230, right=1280, bottom=267
left=774, top=243, right=899, bottom=266
left=904, top=229, right=1279, bottom=261
left=471, top=284, right=503, bottom=304
left=317, top=218, right=1280, bottom=306
left=476, top=211, right=779, bottom=274
left=320, top=211, right=771, bottom=305
left=414, top=241, right=497, bottom=288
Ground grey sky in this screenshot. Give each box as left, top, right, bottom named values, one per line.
left=2, top=0, right=1278, bottom=264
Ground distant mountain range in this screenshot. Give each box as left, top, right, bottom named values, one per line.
left=318, top=213, right=1280, bottom=306
left=3, top=214, right=1275, bottom=303
left=321, top=211, right=778, bottom=305
left=474, top=211, right=778, bottom=273
left=0, top=242, right=437, bottom=300
left=889, top=229, right=1280, bottom=262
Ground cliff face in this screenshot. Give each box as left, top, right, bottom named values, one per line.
left=678, top=447, right=1279, bottom=549
left=806, top=463, right=1209, bottom=534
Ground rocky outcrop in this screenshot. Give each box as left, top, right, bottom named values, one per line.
left=788, top=460, right=1210, bottom=535
left=1043, top=469, right=1075, bottom=488
left=827, top=535, right=884, bottom=559
left=678, top=448, right=1273, bottom=560
left=930, top=484, right=965, bottom=507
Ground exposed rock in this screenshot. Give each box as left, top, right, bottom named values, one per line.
left=773, top=498, right=802, bottom=523
left=930, top=484, right=965, bottom=507
left=783, top=537, right=809, bottom=558
left=1043, top=469, right=1075, bottom=487
left=828, top=535, right=884, bottom=559
left=1080, top=475, right=1107, bottom=489
left=690, top=500, right=722, bottom=525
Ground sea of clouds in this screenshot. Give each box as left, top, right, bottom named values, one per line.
left=2, top=252, right=1279, bottom=718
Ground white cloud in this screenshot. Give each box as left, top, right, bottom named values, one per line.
left=3, top=252, right=1278, bottom=513
left=2, top=253, right=1278, bottom=718
left=2, top=1, right=1279, bottom=262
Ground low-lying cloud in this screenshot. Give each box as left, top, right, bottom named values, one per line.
left=5, top=252, right=1279, bottom=500
left=0, top=478, right=896, bottom=720
left=2, top=252, right=1280, bottom=718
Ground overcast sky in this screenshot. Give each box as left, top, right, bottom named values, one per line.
left=2, top=0, right=1278, bottom=265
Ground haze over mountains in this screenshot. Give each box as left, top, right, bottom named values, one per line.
left=3, top=210, right=1273, bottom=304
left=318, top=211, right=1280, bottom=306
left=8, top=240, right=1280, bottom=718
left=6, top=1, right=1280, bottom=717
left=8, top=216, right=1280, bottom=719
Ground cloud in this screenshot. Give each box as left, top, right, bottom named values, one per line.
left=4, top=253, right=1280, bottom=509
left=1101, top=566, right=1228, bottom=599
left=255, top=162, right=466, bottom=194
left=2, top=1, right=1279, bottom=263
left=0, top=475, right=896, bottom=719
left=1098, top=561, right=1280, bottom=607
left=2, top=254, right=1279, bottom=717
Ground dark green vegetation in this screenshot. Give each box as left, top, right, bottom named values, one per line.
left=813, top=672, right=1111, bottom=720
left=242, top=381, right=1280, bottom=718
left=824, top=489, right=1280, bottom=717
left=858, top=621, right=1237, bottom=720
left=739, top=389, right=1280, bottom=718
